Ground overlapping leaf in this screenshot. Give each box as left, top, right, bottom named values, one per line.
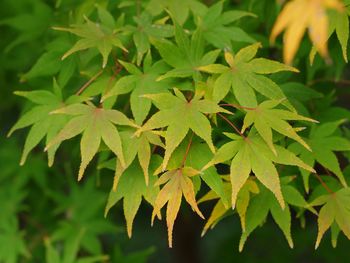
left=203, top=132, right=315, bottom=209
left=7, top=80, right=82, bottom=166
left=137, top=89, right=229, bottom=170
left=194, top=1, right=256, bottom=48
left=271, top=0, right=344, bottom=64
left=105, top=158, right=161, bottom=238
left=154, top=22, right=220, bottom=81
left=54, top=8, right=127, bottom=68
left=146, top=0, right=206, bottom=25
left=198, top=43, right=297, bottom=109
left=45, top=103, right=135, bottom=181
left=242, top=100, right=318, bottom=154
left=125, top=12, right=173, bottom=64
left=289, top=120, right=350, bottom=191
left=102, top=52, right=172, bottom=125
left=239, top=180, right=311, bottom=251
left=151, top=167, right=204, bottom=247
left=311, top=187, right=350, bottom=248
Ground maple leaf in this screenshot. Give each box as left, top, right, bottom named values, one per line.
left=152, top=166, right=204, bottom=247
left=146, top=0, right=206, bottom=25
left=239, top=179, right=312, bottom=251
left=198, top=177, right=259, bottom=235
left=198, top=43, right=298, bottom=109
left=112, top=129, right=164, bottom=189
left=194, top=1, right=256, bottom=48
left=270, top=0, right=344, bottom=64
left=125, top=12, right=173, bottom=65
left=310, top=5, right=350, bottom=63
left=289, top=120, right=350, bottom=192
left=203, top=132, right=315, bottom=209
left=102, top=52, right=173, bottom=125
left=45, top=103, right=135, bottom=181
left=154, top=22, right=221, bottom=81
left=136, top=89, right=229, bottom=170
left=311, top=187, right=350, bottom=248
left=242, top=100, right=318, bottom=154
left=105, top=158, right=161, bottom=238
left=53, top=9, right=127, bottom=68
left=7, top=80, right=84, bottom=166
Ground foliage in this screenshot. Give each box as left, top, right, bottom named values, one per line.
left=2, top=0, right=350, bottom=261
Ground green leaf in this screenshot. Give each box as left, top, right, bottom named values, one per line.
left=242, top=100, right=317, bottom=154
left=46, top=103, right=135, bottom=180
left=198, top=44, right=297, bottom=108
left=138, top=90, right=229, bottom=170
left=54, top=13, right=127, bottom=68
left=314, top=188, right=350, bottom=248
left=195, top=1, right=256, bottom=48
left=289, top=120, right=350, bottom=191
left=105, top=158, right=161, bottom=238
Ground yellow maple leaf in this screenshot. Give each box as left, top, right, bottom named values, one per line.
left=151, top=167, right=204, bottom=247
left=270, top=0, right=344, bottom=64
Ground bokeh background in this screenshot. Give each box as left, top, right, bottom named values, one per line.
left=1, top=0, right=350, bottom=262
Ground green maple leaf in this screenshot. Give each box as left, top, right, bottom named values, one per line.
left=45, top=103, right=135, bottom=181
left=152, top=166, right=204, bottom=247
left=194, top=1, right=256, bottom=49
left=242, top=100, right=318, bottom=155
left=239, top=179, right=312, bottom=251
left=102, top=52, right=173, bottom=125
left=54, top=8, right=127, bottom=68
left=51, top=178, right=116, bottom=256
left=203, top=132, right=315, bottom=209
left=45, top=234, right=108, bottom=263
left=112, top=129, right=164, bottom=189
left=105, top=158, right=161, bottom=238
left=198, top=177, right=259, bottom=236
left=125, top=12, right=173, bottom=65
left=154, top=22, right=221, bottom=81
left=7, top=80, right=83, bottom=166
left=311, top=187, right=350, bottom=248
left=146, top=0, right=206, bottom=25
left=198, top=43, right=298, bottom=109
left=137, top=89, right=229, bottom=170
left=289, top=120, right=350, bottom=192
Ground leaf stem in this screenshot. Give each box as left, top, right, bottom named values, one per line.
left=219, top=103, right=256, bottom=111
left=76, top=69, right=103, bottom=95
left=217, top=113, right=246, bottom=139
left=313, top=173, right=334, bottom=194
left=181, top=132, right=194, bottom=167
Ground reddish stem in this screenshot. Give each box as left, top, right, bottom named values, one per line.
left=313, top=173, right=334, bottom=194
left=181, top=132, right=194, bottom=167
left=217, top=112, right=246, bottom=139
left=219, top=103, right=256, bottom=111
left=76, top=69, right=103, bottom=96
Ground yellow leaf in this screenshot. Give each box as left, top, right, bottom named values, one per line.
left=271, top=0, right=344, bottom=64
left=152, top=167, right=204, bottom=247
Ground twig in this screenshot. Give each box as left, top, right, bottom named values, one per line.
left=217, top=112, right=246, bottom=139
left=76, top=69, right=103, bottom=95
left=307, top=78, right=350, bottom=87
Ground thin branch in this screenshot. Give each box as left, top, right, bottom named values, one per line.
left=181, top=132, right=194, bottom=167
left=219, top=103, right=256, bottom=111
left=307, top=78, right=350, bottom=87
left=313, top=173, right=334, bottom=195
left=217, top=112, right=246, bottom=139
left=76, top=69, right=103, bottom=95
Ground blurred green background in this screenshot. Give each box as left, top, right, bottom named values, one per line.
left=1, top=0, right=350, bottom=262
